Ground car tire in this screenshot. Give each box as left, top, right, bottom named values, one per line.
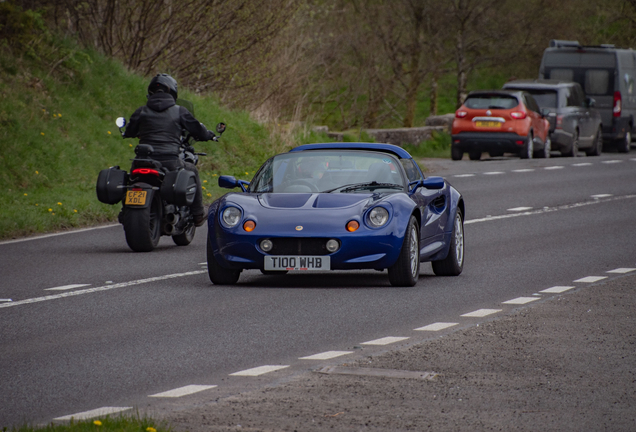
left=468, top=151, right=481, bottom=161
left=388, top=215, right=420, bottom=287
left=432, top=209, right=464, bottom=276
left=585, top=128, right=603, bottom=156
left=534, top=137, right=551, bottom=158
left=519, top=133, right=533, bottom=159
left=451, top=146, right=463, bottom=161
left=617, top=130, right=631, bottom=153
left=562, top=129, right=579, bottom=157
left=207, top=236, right=241, bottom=285
left=172, top=224, right=196, bottom=246
left=123, top=194, right=162, bottom=252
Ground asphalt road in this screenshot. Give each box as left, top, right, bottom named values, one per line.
left=1, top=151, right=635, bottom=427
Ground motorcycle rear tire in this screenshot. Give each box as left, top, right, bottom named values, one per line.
left=173, top=224, right=196, bottom=246
left=123, top=195, right=162, bottom=252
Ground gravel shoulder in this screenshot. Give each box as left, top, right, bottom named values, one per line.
left=165, top=273, right=636, bottom=431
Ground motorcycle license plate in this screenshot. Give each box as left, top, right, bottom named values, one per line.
left=125, top=190, right=147, bottom=205
left=264, top=256, right=330, bottom=271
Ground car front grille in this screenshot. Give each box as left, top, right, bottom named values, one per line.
left=266, top=237, right=331, bottom=256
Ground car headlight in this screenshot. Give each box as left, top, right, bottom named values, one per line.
left=367, top=206, right=389, bottom=228
left=221, top=206, right=242, bottom=228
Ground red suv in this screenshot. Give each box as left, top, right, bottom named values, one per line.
left=451, top=90, right=551, bottom=160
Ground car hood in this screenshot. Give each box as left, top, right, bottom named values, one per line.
left=258, top=193, right=380, bottom=209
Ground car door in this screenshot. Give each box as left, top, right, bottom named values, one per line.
left=523, top=94, right=548, bottom=142
left=402, top=159, right=447, bottom=242
left=570, top=84, right=594, bottom=145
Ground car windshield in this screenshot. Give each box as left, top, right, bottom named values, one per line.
left=250, top=150, right=406, bottom=194
left=464, top=95, right=519, bottom=109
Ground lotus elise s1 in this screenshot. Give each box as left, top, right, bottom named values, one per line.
left=206, top=143, right=465, bottom=286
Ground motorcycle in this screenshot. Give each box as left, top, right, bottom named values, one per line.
left=96, top=109, right=225, bottom=252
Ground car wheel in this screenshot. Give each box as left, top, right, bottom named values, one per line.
left=534, top=137, right=551, bottom=158
left=388, top=215, right=420, bottom=287
left=617, top=130, right=631, bottom=153
left=585, top=128, right=603, bottom=156
left=207, top=236, right=241, bottom=285
left=432, top=209, right=464, bottom=276
left=520, top=133, right=533, bottom=159
left=451, top=146, right=463, bottom=161
left=562, top=129, right=579, bottom=157
left=468, top=150, right=482, bottom=161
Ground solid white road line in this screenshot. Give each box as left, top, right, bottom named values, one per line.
left=0, top=271, right=206, bottom=309
left=149, top=384, right=217, bottom=398
left=0, top=224, right=119, bottom=245
left=540, top=286, right=575, bottom=294
left=574, top=276, right=608, bottom=283
left=44, top=284, right=91, bottom=291
left=461, top=309, right=502, bottom=318
left=503, top=297, right=540, bottom=305
left=361, top=336, right=409, bottom=345
left=53, top=406, right=132, bottom=421
left=607, top=268, right=636, bottom=274
left=230, top=365, right=289, bottom=377
left=465, top=194, right=636, bottom=225
left=414, top=322, right=459, bottom=331
left=299, top=351, right=352, bottom=360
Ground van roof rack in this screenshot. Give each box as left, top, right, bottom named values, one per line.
left=549, top=40, right=619, bottom=50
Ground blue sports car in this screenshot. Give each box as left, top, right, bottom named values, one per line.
left=206, top=143, right=465, bottom=286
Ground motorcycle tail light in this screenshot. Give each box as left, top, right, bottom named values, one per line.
left=132, top=168, right=160, bottom=176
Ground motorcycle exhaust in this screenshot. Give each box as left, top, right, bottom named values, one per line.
left=165, top=212, right=180, bottom=225
left=164, top=223, right=174, bottom=235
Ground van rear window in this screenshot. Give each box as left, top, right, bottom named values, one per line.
left=585, top=70, right=610, bottom=95
left=464, top=95, right=519, bottom=109
left=543, top=52, right=616, bottom=67
left=545, top=67, right=614, bottom=96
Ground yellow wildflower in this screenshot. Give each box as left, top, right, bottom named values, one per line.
left=146, top=428, right=156, bottom=432
left=107, top=131, right=111, bottom=135
left=203, top=180, right=207, bottom=183
left=207, top=193, right=211, bottom=197
left=24, top=193, right=27, bottom=196
left=202, top=186, right=206, bottom=190
left=35, top=171, right=39, bottom=174
left=245, top=172, right=249, bottom=175
left=40, top=132, right=45, bottom=136
left=212, top=174, right=217, bottom=177
left=58, top=113, right=62, bottom=117
left=93, top=420, right=102, bottom=426
left=74, top=209, right=78, bottom=213
left=48, top=208, right=52, bottom=212
left=57, top=202, right=62, bottom=206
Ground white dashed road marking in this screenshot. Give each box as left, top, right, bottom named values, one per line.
left=44, top=284, right=91, bottom=291
left=507, top=207, right=532, bottom=212
left=503, top=297, right=540, bottom=305
left=149, top=385, right=217, bottom=398
left=299, top=351, right=352, bottom=360
left=540, top=286, right=575, bottom=294
left=607, top=268, right=636, bottom=274
left=512, top=169, right=534, bottom=172
left=544, top=166, right=564, bottom=170
left=573, top=163, right=592, bottom=166
left=414, top=322, right=459, bottom=331
left=361, top=337, right=409, bottom=345
left=53, top=407, right=132, bottom=421
left=454, top=174, right=475, bottom=178
left=574, top=276, right=607, bottom=283
left=461, top=309, right=502, bottom=317
left=230, top=365, right=289, bottom=376
left=602, top=160, right=623, bottom=164
left=0, top=299, right=12, bottom=302
left=483, top=171, right=505, bottom=175
left=591, top=194, right=613, bottom=199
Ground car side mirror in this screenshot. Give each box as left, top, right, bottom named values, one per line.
left=585, top=97, right=596, bottom=108
left=540, top=108, right=551, bottom=118
left=219, top=175, right=238, bottom=189
left=421, top=176, right=445, bottom=190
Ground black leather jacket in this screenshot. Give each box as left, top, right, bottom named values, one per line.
left=124, top=93, right=213, bottom=156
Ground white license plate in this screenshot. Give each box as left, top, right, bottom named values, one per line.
left=264, top=256, right=330, bottom=271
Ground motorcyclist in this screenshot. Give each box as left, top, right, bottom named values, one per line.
left=123, top=73, right=217, bottom=226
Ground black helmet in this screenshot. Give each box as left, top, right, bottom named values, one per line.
left=148, top=73, right=178, bottom=100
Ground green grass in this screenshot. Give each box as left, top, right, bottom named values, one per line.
left=0, top=36, right=333, bottom=240
left=401, top=131, right=452, bottom=160
left=4, top=412, right=169, bottom=432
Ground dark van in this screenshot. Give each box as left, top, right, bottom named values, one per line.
left=539, top=39, right=636, bottom=152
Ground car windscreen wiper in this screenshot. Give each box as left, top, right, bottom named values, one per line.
left=324, top=182, right=404, bottom=193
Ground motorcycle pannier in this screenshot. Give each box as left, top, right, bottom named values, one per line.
left=161, top=169, right=196, bottom=206
left=96, top=166, right=127, bottom=204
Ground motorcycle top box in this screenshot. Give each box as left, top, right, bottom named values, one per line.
left=96, top=166, right=127, bottom=205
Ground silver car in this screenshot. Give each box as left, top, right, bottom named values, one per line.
left=503, top=79, right=603, bottom=157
